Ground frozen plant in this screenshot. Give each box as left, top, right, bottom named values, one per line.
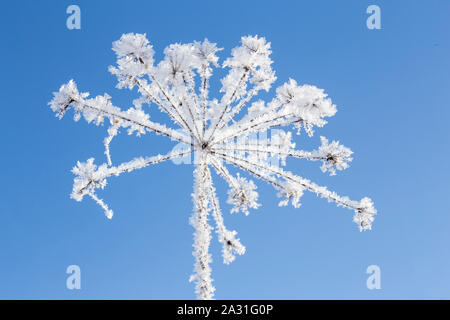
left=49, top=33, right=377, bottom=299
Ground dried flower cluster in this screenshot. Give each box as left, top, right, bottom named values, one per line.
left=49, top=33, right=377, bottom=299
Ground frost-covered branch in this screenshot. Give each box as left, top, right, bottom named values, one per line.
left=133, top=77, right=197, bottom=138
left=49, top=80, right=193, bottom=146
left=209, top=158, right=260, bottom=215
left=220, top=87, right=259, bottom=127
left=213, top=150, right=376, bottom=231
left=71, top=148, right=193, bottom=218
left=206, top=69, right=249, bottom=144
left=180, top=73, right=202, bottom=140
left=193, top=40, right=222, bottom=136
left=213, top=80, right=336, bottom=146
left=213, top=135, right=353, bottom=175
left=205, top=166, right=245, bottom=264
left=206, top=35, right=276, bottom=143
left=104, top=121, right=120, bottom=166
left=209, top=157, right=239, bottom=189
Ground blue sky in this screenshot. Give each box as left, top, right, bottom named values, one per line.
left=0, top=0, right=449, bottom=299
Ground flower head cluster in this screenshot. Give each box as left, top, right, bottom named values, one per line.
left=227, top=174, right=260, bottom=215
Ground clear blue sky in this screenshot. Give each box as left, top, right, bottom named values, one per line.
left=0, top=0, right=449, bottom=299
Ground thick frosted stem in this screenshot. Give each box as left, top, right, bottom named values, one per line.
left=190, top=161, right=215, bottom=300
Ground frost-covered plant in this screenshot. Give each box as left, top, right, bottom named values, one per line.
left=49, top=33, right=377, bottom=299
